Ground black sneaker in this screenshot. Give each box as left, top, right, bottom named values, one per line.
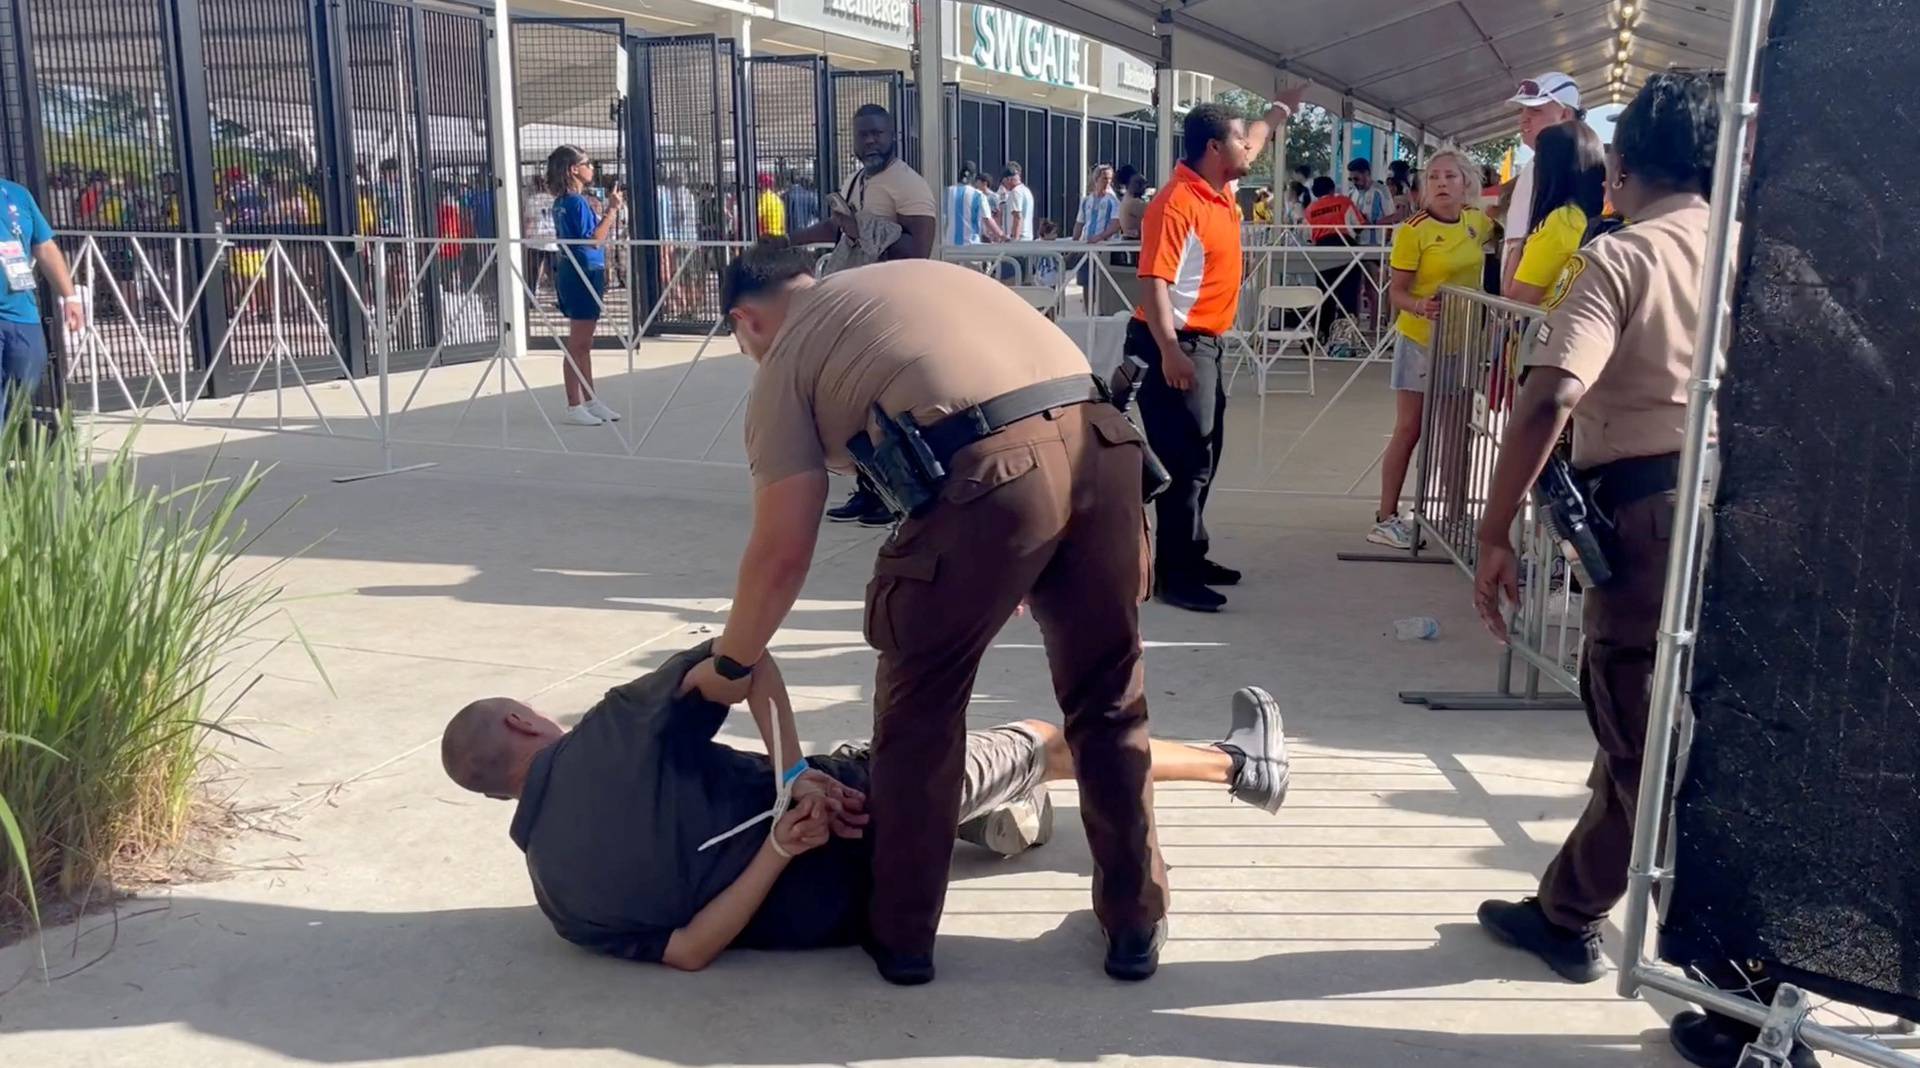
left=1669, top=1009, right=1818, bottom=1068
left=855, top=499, right=896, bottom=527
left=1218, top=687, right=1290, bottom=813
left=827, top=488, right=883, bottom=523
left=1475, top=897, right=1605, bottom=983
left=1104, top=918, right=1167, bottom=982
left=1195, top=559, right=1242, bottom=586
left=1157, top=579, right=1226, bottom=613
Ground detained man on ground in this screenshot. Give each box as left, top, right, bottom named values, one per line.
left=441, top=643, right=1290, bottom=972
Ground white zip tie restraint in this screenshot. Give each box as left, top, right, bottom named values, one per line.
left=698, top=656, right=803, bottom=854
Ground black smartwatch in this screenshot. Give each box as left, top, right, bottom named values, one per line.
left=713, top=653, right=756, bottom=681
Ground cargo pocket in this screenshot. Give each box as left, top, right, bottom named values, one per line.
left=942, top=442, right=1040, bottom=505
left=863, top=547, right=939, bottom=654
left=1582, top=638, right=1655, bottom=768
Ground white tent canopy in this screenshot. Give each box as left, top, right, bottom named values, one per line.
left=989, top=0, right=1738, bottom=143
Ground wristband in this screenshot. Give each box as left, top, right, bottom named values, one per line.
left=781, top=758, right=808, bottom=785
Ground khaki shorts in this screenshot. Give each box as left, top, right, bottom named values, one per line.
left=827, top=723, right=1049, bottom=825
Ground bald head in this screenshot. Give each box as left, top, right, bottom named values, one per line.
left=442, top=696, right=558, bottom=798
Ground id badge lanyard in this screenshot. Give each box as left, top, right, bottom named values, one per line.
left=1, top=190, right=34, bottom=294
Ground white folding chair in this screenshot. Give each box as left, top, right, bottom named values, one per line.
left=1010, top=284, right=1062, bottom=318
left=1250, top=284, right=1324, bottom=397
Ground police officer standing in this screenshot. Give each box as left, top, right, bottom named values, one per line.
left=683, top=248, right=1284, bottom=986
left=1468, top=74, right=1815, bottom=1068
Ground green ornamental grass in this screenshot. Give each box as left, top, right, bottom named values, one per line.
left=0, top=404, right=317, bottom=931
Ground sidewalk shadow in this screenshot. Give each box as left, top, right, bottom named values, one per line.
left=0, top=899, right=1678, bottom=1067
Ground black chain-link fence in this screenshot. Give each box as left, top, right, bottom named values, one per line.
left=749, top=55, right=830, bottom=242
left=512, top=18, right=625, bottom=343
left=830, top=69, right=900, bottom=195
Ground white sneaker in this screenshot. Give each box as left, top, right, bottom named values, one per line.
left=1367, top=515, right=1415, bottom=550
left=563, top=405, right=602, bottom=427
left=585, top=398, right=621, bottom=422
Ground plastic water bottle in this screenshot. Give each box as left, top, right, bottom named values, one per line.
left=1394, top=616, right=1441, bottom=641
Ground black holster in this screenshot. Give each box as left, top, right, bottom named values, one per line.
left=1104, top=354, right=1171, bottom=503
left=1534, top=453, right=1618, bottom=588
left=846, top=403, right=945, bottom=520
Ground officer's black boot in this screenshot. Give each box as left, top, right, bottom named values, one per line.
left=1476, top=897, right=1605, bottom=983
left=1104, top=918, right=1167, bottom=981
left=1668, top=1010, right=1818, bottom=1068
left=863, top=940, right=935, bottom=986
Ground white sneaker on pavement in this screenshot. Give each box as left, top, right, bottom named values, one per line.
left=585, top=398, right=621, bottom=421
left=1367, top=515, right=1415, bottom=550
left=563, top=405, right=602, bottom=427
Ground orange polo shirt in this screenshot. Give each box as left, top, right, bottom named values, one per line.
left=1132, top=162, right=1243, bottom=336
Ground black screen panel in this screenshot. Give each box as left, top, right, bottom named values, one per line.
left=1663, top=0, right=1920, bottom=1020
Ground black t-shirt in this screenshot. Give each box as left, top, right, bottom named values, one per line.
left=507, top=643, right=872, bottom=962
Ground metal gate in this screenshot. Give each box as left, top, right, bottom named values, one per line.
left=957, top=92, right=1006, bottom=185
left=633, top=33, right=746, bottom=334
left=1048, top=111, right=1081, bottom=236
left=748, top=54, right=830, bottom=240
left=331, top=0, right=499, bottom=369
left=512, top=17, right=626, bottom=344
left=829, top=68, right=900, bottom=194
left=1006, top=102, right=1048, bottom=234
left=10, top=0, right=193, bottom=403
left=199, top=0, right=340, bottom=394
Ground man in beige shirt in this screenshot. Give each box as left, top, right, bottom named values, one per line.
left=679, top=248, right=1277, bottom=988
left=1466, top=73, right=1810, bottom=1068
left=786, top=102, right=938, bottom=528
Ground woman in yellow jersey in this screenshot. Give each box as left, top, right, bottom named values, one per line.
left=1504, top=121, right=1606, bottom=305
left=1368, top=147, right=1494, bottom=550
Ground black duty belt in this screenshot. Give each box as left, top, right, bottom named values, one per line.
left=917, top=375, right=1104, bottom=468
left=1581, top=452, right=1681, bottom=519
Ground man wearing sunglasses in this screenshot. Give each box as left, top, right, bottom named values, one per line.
left=1501, top=73, right=1584, bottom=293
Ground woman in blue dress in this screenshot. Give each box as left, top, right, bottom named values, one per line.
left=545, top=145, right=625, bottom=426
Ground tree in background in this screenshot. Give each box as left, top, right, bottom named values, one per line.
left=1467, top=134, right=1522, bottom=173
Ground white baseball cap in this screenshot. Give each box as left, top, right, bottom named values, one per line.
left=1510, top=72, right=1581, bottom=111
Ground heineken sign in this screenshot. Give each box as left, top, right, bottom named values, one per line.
left=969, top=5, right=1086, bottom=89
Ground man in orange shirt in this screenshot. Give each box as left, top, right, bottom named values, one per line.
left=1129, top=91, right=1303, bottom=612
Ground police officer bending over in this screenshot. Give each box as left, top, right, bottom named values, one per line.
left=682, top=247, right=1287, bottom=986
left=1468, top=73, right=1815, bottom=1068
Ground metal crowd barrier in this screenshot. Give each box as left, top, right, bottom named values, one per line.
left=938, top=229, right=1399, bottom=499
left=1393, top=284, right=1584, bottom=712
left=57, top=227, right=1409, bottom=499
left=54, top=230, right=758, bottom=479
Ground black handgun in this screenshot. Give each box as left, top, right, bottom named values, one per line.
left=1105, top=355, right=1170, bottom=502
left=846, top=404, right=944, bottom=520
left=1534, top=454, right=1615, bottom=588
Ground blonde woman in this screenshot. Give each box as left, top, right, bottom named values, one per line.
left=1369, top=147, right=1494, bottom=549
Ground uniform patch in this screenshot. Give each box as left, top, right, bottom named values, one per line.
left=1544, top=254, right=1587, bottom=311
left=1535, top=321, right=1554, bottom=346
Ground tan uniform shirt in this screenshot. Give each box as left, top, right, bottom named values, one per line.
left=745, top=260, right=1094, bottom=487
left=1523, top=193, right=1720, bottom=469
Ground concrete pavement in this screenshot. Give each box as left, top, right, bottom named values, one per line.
left=0, top=342, right=1758, bottom=1066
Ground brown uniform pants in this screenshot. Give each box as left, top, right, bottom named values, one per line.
left=864, top=401, right=1169, bottom=955
left=1538, top=490, right=1675, bottom=931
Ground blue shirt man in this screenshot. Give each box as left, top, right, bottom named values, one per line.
left=0, top=179, right=81, bottom=425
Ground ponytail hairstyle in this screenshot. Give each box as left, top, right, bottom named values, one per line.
left=545, top=144, right=589, bottom=197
